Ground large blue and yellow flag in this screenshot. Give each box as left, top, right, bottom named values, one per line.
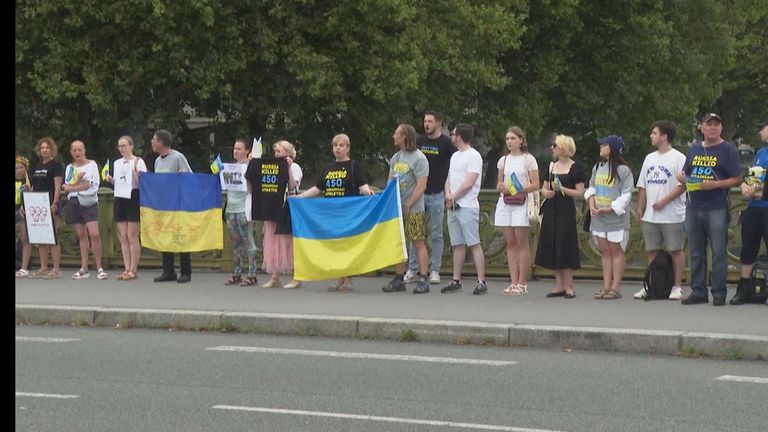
left=139, top=173, right=223, bottom=252
left=288, top=178, right=407, bottom=281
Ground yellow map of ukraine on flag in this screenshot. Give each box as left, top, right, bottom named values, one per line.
left=139, top=173, right=223, bottom=252
left=288, top=178, right=407, bottom=281
left=506, top=172, right=524, bottom=195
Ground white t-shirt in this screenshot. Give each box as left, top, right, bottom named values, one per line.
left=448, top=147, right=482, bottom=208
left=113, top=157, right=148, bottom=190
left=496, top=153, right=537, bottom=196
left=636, top=148, right=687, bottom=223
left=66, top=160, right=100, bottom=198
left=289, top=163, right=303, bottom=193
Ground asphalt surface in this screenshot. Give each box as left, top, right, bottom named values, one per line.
left=14, top=269, right=768, bottom=360
left=16, top=326, right=768, bottom=432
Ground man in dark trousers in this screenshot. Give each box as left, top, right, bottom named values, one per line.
left=151, top=129, right=194, bottom=283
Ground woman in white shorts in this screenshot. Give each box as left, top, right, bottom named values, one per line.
left=494, top=126, right=539, bottom=295
left=584, top=135, right=634, bottom=299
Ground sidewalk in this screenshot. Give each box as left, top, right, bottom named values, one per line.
left=15, top=270, right=768, bottom=360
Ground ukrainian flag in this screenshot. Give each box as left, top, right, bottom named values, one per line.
left=101, top=159, right=109, bottom=181
left=139, top=173, right=223, bottom=252
left=64, top=165, right=79, bottom=185
left=289, top=178, right=407, bottom=281
left=506, top=172, right=524, bottom=195
left=210, top=153, right=224, bottom=174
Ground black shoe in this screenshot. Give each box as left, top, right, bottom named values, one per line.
left=177, top=274, right=191, bottom=284
left=546, top=291, right=566, bottom=298
left=472, top=281, right=487, bottom=295
left=441, top=280, right=462, bottom=293
left=154, top=272, right=177, bottom=282
left=712, top=296, right=726, bottom=306
left=681, top=295, right=708, bottom=305
left=413, top=280, right=430, bottom=294
left=729, top=279, right=752, bottom=305
left=382, top=277, right=406, bottom=293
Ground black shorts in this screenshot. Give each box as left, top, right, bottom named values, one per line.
left=739, top=207, right=768, bottom=265
left=114, top=189, right=140, bottom=222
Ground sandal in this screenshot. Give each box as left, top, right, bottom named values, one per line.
left=502, top=284, right=517, bottom=295
left=261, top=278, right=279, bottom=288
left=338, top=281, right=353, bottom=292
left=97, top=268, right=108, bottom=280
left=283, top=280, right=301, bottom=289
left=225, top=275, right=242, bottom=286
left=123, top=270, right=137, bottom=281
left=601, top=291, right=622, bottom=300
left=15, top=269, right=29, bottom=278
left=28, top=269, right=49, bottom=279
left=594, top=289, right=609, bottom=299
left=240, top=276, right=258, bottom=287
left=72, top=269, right=90, bottom=280
left=43, top=270, right=62, bottom=279
left=546, top=290, right=566, bottom=298
left=564, top=290, right=576, bottom=299
left=328, top=280, right=343, bottom=291
left=116, top=271, right=127, bottom=281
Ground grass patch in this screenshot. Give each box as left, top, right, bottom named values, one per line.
left=481, top=336, right=496, bottom=346
left=679, top=345, right=703, bottom=359
left=400, top=329, right=416, bottom=342
left=721, top=346, right=744, bottom=361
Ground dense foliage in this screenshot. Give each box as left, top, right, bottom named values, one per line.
left=15, top=0, right=767, bottom=182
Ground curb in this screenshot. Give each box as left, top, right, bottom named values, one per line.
left=16, top=305, right=767, bottom=361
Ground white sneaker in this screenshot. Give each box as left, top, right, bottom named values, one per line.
left=72, top=269, right=90, bottom=280
left=669, top=286, right=683, bottom=300
left=633, top=287, right=646, bottom=299
left=403, top=270, right=418, bottom=283
left=429, top=270, right=441, bottom=284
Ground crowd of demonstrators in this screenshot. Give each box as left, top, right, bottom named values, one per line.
left=151, top=129, right=194, bottom=284
left=15, top=156, right=32, bottom=278
left=731, top=118, right=768, bottom=306
left=441, top=123, right=487, bottom=295
left=105, top=135, right=148, bottom=281
left=16, top=112, right=768, bottom=307
left=223, top=138, right=259, bottom=287
left=261, top=140, right=303, bottom=289
left=677, top=113, right=743, bottom=306
left=585, top=135, right=634, bottom=300
left=381, top=123, right=431, bottom=294
left=494, top=126, right=539, bottom=296
left=297, top=133, right=374, bottom=292
left=634, top=121, right=687, bottom=300
left=28, top=137, right=64, bottom=279
left=63, top=140, right=107, bottom=280
left=403, top=111, right=455, bottom=285
left=536, top=135, right=586, bottom=299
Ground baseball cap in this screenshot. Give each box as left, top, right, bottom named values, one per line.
left=700, top=113, right=722, bottom=123
left=597, top=135, right=625, bottom=154
left=756, top=118, right=768, bottom=131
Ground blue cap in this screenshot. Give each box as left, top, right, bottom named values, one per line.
left=597, top=135, right=625, bottom=154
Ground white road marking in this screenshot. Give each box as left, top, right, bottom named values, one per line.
left=715, top=375, right=768, bottom=384
left=206, top=346, right=517, bottom=366
left=16, top=392, right=79, bottom=399
left=16, top=337, right=80, bottom=343
left=212, top=405, right=565, bottom=432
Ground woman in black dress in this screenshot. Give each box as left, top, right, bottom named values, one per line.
left=535, top=134, right=585, bottom=298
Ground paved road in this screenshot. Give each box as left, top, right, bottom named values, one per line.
left=16, top=326, right=768, bottom=432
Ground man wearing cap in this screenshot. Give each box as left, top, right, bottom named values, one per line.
left=634, top=121, right=687, bottom=300
left=730, top=118, right=768, bottom=305
left=676, top=113, right=742, bottom=306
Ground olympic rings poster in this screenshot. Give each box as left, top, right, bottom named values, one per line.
left=23, top=192, right=57, bottom=245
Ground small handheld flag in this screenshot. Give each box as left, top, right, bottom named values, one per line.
left=101, top=159, right=110, bottom=181
left=210, top=153, right=224, bottom=174
left=685, top=176, right=703, bottom=192
left=505, top=172, right=524, bottom=195
left=252, top=137, right=263, bottom=158
left=65, top=165, right=79, bottom=185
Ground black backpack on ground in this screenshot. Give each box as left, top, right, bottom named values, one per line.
left=643, top=250, right=674, bottom=300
